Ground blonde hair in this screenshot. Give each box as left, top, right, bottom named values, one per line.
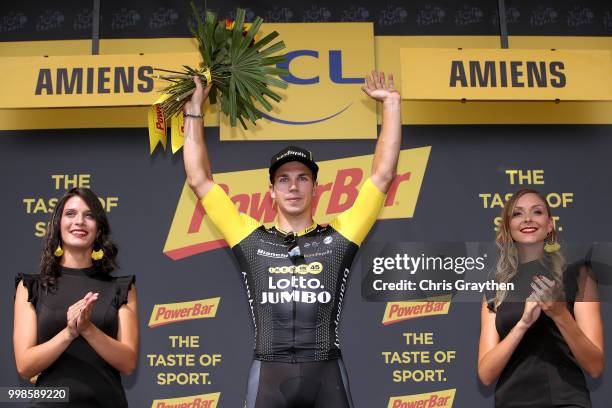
left=492, top=189, right=564, bottom=310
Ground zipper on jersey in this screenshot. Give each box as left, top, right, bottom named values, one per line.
left=291, top=297, right=297, bottom=363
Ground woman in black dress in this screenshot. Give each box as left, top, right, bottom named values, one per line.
left=478, top=189, right=604, bottom=408
left=13, top=187, right=138, bottom=407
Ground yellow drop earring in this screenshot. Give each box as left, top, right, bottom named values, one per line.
left=91, top=247, right=104, bottom=261
left=544, top=235, right=561, bottom=253
left=54, top=244, right=64, bottom=257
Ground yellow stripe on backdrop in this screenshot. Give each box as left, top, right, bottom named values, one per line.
left=0, top=36, right=611, bottom=130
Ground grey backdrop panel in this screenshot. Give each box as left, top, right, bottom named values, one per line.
left=0, top=125, right=610, bottom=407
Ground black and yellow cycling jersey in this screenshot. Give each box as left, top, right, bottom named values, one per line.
left=201, top=177, right=385, bottom=362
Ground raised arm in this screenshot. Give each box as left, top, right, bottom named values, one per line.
left=181, top=76, right=261, bottom=247
left=183, top=76, right=214, bottom=199
left=362, top=71, right=402, bottom=194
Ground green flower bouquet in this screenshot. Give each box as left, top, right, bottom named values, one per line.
left=153, top=3, right=288, bottom=128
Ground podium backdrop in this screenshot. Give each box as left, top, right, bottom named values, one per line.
left=1, top=1, right=611, bottom=407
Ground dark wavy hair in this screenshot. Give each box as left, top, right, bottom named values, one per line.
left=40, top=188, right=118, bottom=290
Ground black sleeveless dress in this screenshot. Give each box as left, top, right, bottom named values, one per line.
left=488, top=260, right=590, bottom=408
left=15, top=267, right=134, bottom=407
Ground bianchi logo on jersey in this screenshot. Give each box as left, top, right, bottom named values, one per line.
left=257, top=249, right=288, bottom=259
left=262, top=275, right=332, bottom=304
left=324, top=236, right=333, bottom=245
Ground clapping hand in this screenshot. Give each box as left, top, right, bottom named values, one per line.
left=530, top=275, right=567, bottom=320
left=77, top=292, right=99, bottom=333
left=519, top=294, right=542, bottom=329
left=66, top=298, right=86, bottom=339
left=65, top=292, right=99, bottom=339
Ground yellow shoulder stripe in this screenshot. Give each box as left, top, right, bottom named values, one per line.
left=201, top=184, right=262, bottom=248
left=329, top=177, right=385, bottom=246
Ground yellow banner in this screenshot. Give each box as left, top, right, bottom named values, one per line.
left=151, top=392, right=220, bottom=408
left=1, top=38, right=612, bottom=128
left=149, top=297, right=220, bottom=328
left=401, top=48, right=612, bottom=101
left=220, top=23, right=377, bottom=140
left=0, top=52, right=201, bottom=108
left=163, top=147, right=430, bottom=260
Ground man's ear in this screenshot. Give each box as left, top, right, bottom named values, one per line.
left=312, top=181, right=318, bottom=197
left=269, top=184, right=276, bottom=201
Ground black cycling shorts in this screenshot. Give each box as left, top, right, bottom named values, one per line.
left=245, top=359, right=355, bottom=408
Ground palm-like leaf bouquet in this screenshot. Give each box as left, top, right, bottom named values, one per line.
left=153, top=3, right=288, bottom=128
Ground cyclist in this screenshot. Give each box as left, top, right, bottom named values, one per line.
left=183, top=70, right=401, bottom=407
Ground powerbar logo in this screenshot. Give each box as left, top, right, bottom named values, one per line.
left=149, top=298, right=220, bottom=328
left=164, top=147, right=430, bottom=260
left=151, top=392, right=220, bottom=408
left=388, top=389, right=455, bottom=408
left=154, top=104, right=165, bottom=130
left=382, top=296, right=451, bottom=325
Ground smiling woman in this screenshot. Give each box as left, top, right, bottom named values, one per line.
left=478, top=189, right=604, bottom=408
left=13, top=188, right=139, bottom=407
